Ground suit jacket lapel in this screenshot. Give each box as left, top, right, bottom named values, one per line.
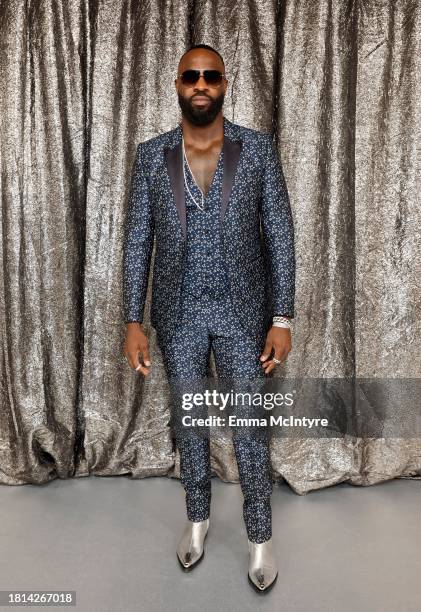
left=220, top=136, right=242, bottom=230
left=164, top=143, right=185, bottom=238
left=164, top=123, right=242, bottom=240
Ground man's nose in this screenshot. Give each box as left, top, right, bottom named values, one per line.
left=194, top=75, right=208, bottom=87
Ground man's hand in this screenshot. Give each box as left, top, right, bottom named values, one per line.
left=259, top=326, right=292, bottom=374
left=123, top=322, right=152, bottom=376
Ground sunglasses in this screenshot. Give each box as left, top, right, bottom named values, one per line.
left=177, top=69, right=225, bottom=87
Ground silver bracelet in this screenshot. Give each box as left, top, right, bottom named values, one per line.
left=272, top=316, right=293, bottom=330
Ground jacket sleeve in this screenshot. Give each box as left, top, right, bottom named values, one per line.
left=260, top=133, right=295, bottom=318
left=123, top=142, right=154, bottom=324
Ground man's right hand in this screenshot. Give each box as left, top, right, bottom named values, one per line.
left=123, top=322, right=151, bottom=376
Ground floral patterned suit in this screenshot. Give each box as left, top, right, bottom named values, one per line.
left=123, top=116, right=295, bottom=542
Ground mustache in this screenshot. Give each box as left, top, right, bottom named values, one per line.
left=191, top=94, right=212, bottom=101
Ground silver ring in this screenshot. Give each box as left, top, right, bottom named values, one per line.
left=272, top=357, right=282, bottom=364
left=135, top=364, right=142, bottom=371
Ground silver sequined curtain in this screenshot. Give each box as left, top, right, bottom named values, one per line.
left=1, top=0, right=420, bottom=490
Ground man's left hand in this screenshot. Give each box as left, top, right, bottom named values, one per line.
left=259, top=326, right=292, bottom=374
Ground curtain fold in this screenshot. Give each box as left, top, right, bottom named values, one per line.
left=1, top=0, right=420, bottom=490
left=1, top=0, right=87, bottom=484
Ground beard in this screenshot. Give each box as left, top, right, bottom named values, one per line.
left=177, top=91, right=225, bottom=126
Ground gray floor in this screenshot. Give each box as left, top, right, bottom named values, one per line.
left=0, top=475, right=420, bottom=612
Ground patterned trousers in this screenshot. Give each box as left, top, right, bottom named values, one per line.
left=156, top=290, right=273, bottom=543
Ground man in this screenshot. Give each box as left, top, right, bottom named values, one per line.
left=123, top=43, right=295, bottom=593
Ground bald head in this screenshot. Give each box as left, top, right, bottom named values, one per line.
left=177, top=44, right=225, bottom=74
left=177, top=47, right=225, bottom=77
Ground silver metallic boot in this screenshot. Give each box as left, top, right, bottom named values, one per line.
left=176, top=518, right=209, bottom=571
left=247, top=537, right=278, bottom=593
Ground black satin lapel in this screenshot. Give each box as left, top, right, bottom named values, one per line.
left=164, top=142, right=186, bottom=239
left=220, top=137, right=242, bottom=229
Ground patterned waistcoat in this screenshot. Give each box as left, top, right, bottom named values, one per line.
left=181, top=147, right=231, bottom=300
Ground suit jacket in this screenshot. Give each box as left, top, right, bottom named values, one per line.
left=123, top=115, right=295, bottom=344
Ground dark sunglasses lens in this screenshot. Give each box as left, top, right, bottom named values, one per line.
left=204, top=70, right=223, bottom=85
left=180, top=70, right=223, bottom=86
left=181, top=70, right=200, bottom=85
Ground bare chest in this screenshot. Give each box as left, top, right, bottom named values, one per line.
left=184, top=142, right=223, bottom=197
